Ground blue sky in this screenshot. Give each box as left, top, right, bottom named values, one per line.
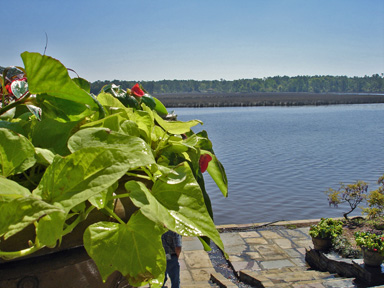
left=3, top=0, right=384, bottom=82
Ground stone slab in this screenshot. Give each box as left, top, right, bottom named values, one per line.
left=182, top=237, right=204, bottom=251
left=183, top=250, right=212, bottom=269
left=260, top=259, right=295, bottom=270
left=220, top=232, right=246, bottom=247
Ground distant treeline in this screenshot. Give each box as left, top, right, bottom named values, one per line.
left=90, top=74, right=384, bottom=95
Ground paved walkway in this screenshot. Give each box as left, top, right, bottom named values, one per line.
left=175, top=220, right=377, bottom=288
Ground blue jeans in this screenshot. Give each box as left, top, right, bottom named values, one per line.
left=163, top=255, right=180, bottom=288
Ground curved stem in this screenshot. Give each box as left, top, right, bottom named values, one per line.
left=104, top=207, right=125, bottom=225
left=23, top=170, right=38, bottom=186
left=0, top=244, right=42, bottom=260
left=126, top=172, right=151, bottom=180
left=113, top=193, right=131, bottom=199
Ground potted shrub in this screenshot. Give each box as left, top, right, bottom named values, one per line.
left=355, top=232, right=384, bottom=267
left=309, top=218, right=343, bottom=251
left=0, top=52, right=228, bottom=287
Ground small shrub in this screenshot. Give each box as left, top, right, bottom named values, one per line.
left=355, top=231, right=384, bottom=256
left=362, top=175, right=384, bottom=219
left=326, top=180, right=368, bottom=220
left=333, top=235, right=361, bottom=258
left=309, top=218, right=343, bottom=239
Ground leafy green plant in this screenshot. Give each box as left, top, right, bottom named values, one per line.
left=332, top=234, right=361, bottom=258
left=309, top=218, right=343, bottom=239
left=325, top=180, right=368, bottom=220
left=355, top=231, right=384, bottom=256
left=0, top=52, right=228, bottom=287
left=362, top=175, right=384, bottom=219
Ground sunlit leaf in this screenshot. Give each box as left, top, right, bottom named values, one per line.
left=33, top=145, right=155, bottom=212
left=141, top=94, right=156, bottom=110
left=0, top=128, right=36, bottom=177
left=0, top=177, right=31, bottom=201
left=35, top=147, right=55, bottom=166
left=37, top=94, right=93, bottom=122
left=72, top=77, right=91, bottom=93
left=35, top=211, right=66, bottom=247
left=127, top=162, right=226, bottom=254
left=21, top=52, right=97, bottom=107
left=154, top=113, right=202, bottom=134
left=83, top=211, right=166, bottom=285
left=0, top=197, right=64, bottom=239
left=152, top=96, right=168, bottom=116
left=202, top=150, right=228, bottom=197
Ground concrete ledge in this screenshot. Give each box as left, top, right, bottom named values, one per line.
left=216, top=218, right=322, bottom=231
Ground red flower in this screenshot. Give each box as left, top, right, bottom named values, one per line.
left=131, top=83, right=145, bottom=97
left=199, top=154, right=212, bottom=173
left=5, top=83, right=12, bottom=95
left=374, top=248, right=378, bottom=252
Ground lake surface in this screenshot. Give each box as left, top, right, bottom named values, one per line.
left=175, top=104, right=384, bottom=225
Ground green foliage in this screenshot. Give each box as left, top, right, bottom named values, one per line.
left=325, top=180, right=368, bottom=220
left=0, top=52, right=228, bottom=287
left=332, top=234, right=361, bottom=258
left=90, top=74, right=384, bottom=95
left=326, top=175, right=384, bottom=220
left=355, top=231, right=384, bottom=256
left=362, top=175, right=384, bottom=219
left=309, top=218, right=343, bottom=239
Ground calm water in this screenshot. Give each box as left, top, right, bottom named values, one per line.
left=175, top=104, right=384, bottom=225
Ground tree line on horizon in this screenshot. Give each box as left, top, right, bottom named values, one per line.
left=1, top=65, right=382, bottom=95
left=90, top=74, right=384, bottom=95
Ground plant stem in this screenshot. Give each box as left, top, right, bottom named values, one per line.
left=105, top=207, right=125, bottom=225
left=0, top=245, right=41, bottom=260
left=126, top=172, right=151, bottom=180
left=0, top=93, right=30, bottom=116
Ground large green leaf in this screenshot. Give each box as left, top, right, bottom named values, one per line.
left=0, top=121, right=25, bottom=136
left=154, top=113, right=202, bottom=134
left=127, top=162, right=226, bottom=254
left=35, top=147, right=55, bottom=166
left=37, top=94, right=93, bottom=122
left=0, top=128, right=36, bottom=177
left=203, top=150, right=228, bottom=197
left=141, top=95, right=156, bottom=110
left=21, top=52, right=97, bottom=108
left=72, top=77, right=91, bottom=93
left=67, top=127, right=154, bottom=159
left=30, top=118, right=78, bottom=155
left=83, top=211, right=166, bottom=286
left=152, top=96, right=168, bottom=116
left=35, top=211, right=66, bottom=247
left=79, top=113, right=139, bottom=135
left=0, top=197, right=64, bottom=239
left=97, top=92, right=126, bottom=109
left=0, top=177, right=31, bottom=201
left=132, top=110, right=154, bottom=142
left=32, top=146, right=155, bottom=211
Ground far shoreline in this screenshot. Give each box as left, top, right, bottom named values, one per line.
left=154, top=92, right=384, bottom=108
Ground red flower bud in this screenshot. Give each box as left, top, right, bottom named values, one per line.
left=131, top=83, right=145, bottom=97
left=5, top=83, right=13, bottom=95
left=199, top=154, right=212, bottom=173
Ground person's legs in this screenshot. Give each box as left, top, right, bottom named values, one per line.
left=167, top=255, right=180, bottom=288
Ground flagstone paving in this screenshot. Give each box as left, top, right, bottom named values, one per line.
left=148, top=219, right=384, bottom=287
left=176, top=220, right=377, bottom=288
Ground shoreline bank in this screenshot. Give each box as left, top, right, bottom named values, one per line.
left=154, top=92, right=384, bottom=108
